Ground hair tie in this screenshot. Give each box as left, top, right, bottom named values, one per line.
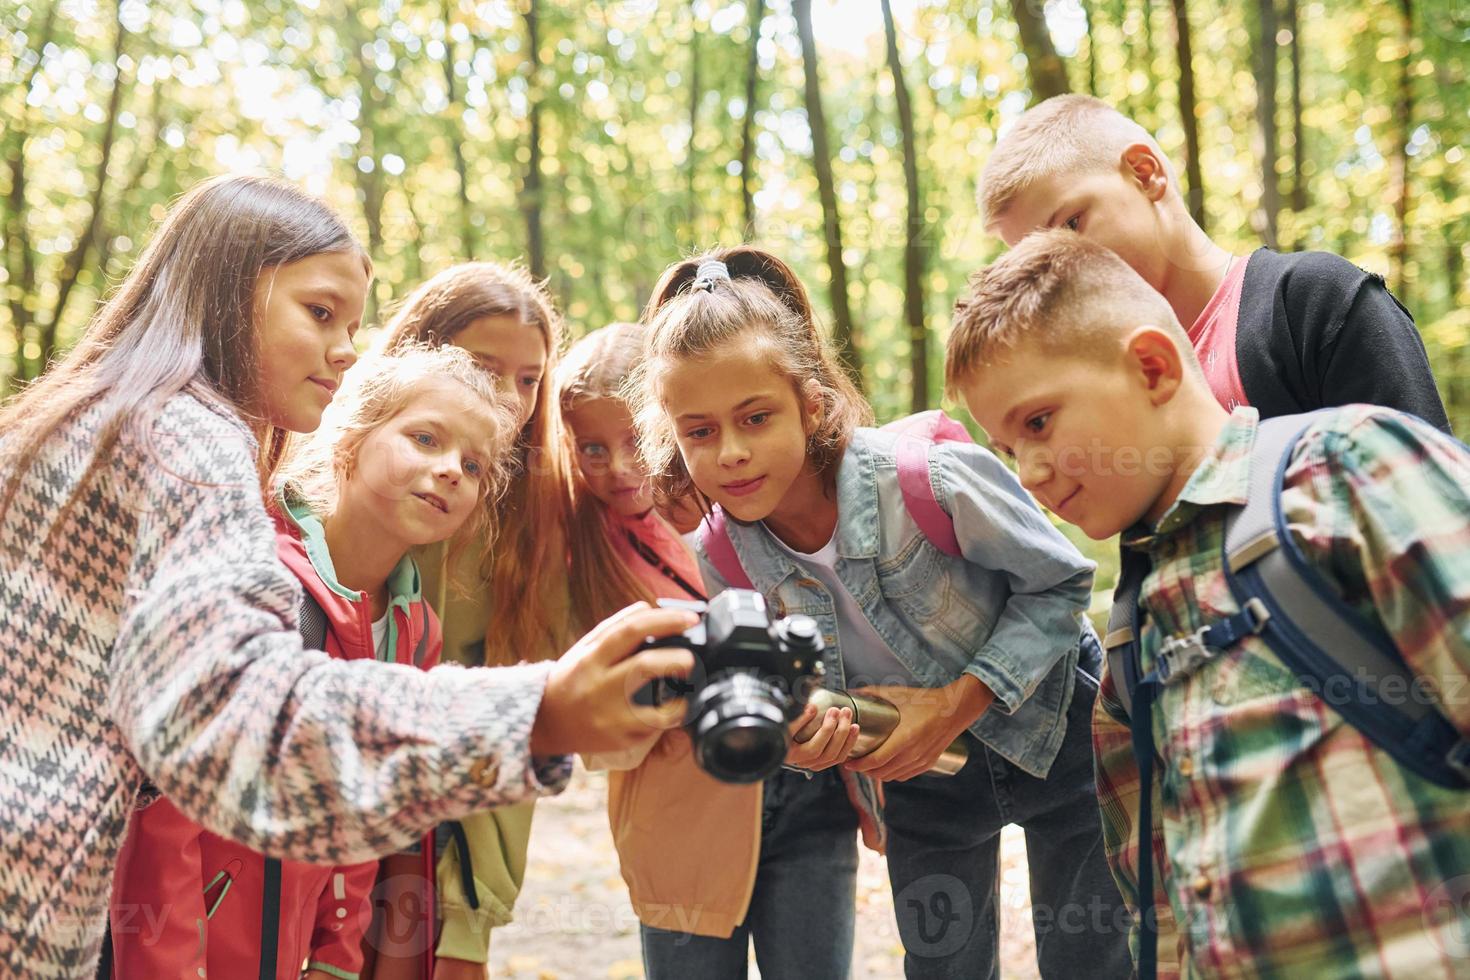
left=692, top=258, right=731, bottom=293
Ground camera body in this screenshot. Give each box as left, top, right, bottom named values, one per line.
left=636, top=589, right=824, bottom=784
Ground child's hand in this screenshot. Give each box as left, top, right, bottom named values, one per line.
left=785, top=704, right=861, bottom=770
left=431, top=958, right=490, bottom=980
left=530, top=603, right=698, bottom=756
left=843, top=676, right=993, bottom=782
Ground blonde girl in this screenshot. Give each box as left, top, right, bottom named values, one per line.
left=376, top=262, right=576, bottom=979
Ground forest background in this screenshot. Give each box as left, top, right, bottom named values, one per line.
left=3, top=0, right=1468, bottom=592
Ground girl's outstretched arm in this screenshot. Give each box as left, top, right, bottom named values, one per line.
left=107, top=399, right=691, bottom=866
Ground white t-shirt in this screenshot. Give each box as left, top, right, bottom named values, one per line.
left=370, top=610, right=390, bottom=659
left=770, top=529, right=918, bottom=689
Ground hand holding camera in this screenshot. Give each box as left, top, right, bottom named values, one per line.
left=635, top=589, right=974, bottom=784
left=531, top=602, right=699, bottom=757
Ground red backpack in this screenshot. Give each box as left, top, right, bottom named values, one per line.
left=698, top=410, right=973, bottom=587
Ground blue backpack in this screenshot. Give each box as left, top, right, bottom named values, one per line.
left=1106, top=410, right=1470, bottom=979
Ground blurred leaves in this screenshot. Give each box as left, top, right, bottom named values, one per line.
left=0, top=0, right=1465, bottom=444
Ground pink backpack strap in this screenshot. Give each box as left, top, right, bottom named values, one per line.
left=697, top=506, right=755, bottom=590
left=889, top=411, right=965, bottom=559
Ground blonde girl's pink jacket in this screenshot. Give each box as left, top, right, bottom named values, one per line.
left=108, top=497, right=443, bottom=980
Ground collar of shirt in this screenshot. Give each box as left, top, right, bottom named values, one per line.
left=1120, top=406, right=1260, bottom=551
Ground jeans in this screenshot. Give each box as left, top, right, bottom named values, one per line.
left=883, top=634, right=1132, bottom=979
left=640, top=766, right=858, bottom=980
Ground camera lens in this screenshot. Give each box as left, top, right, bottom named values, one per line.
left=688, top=672, right=792, bottom=784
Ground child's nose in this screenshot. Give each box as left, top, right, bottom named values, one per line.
left=328, top=331, right=358, bottom=371
left=1017, top=446, right=1052, bottom=491
left=435, top=453, right=463, bottom=484
left=610, top=448, right=639, bottom=477
left=717, top=432, right=749, bottom=466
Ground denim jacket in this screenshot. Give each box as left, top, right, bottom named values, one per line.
left=695, top=426, right=1096, bottom=779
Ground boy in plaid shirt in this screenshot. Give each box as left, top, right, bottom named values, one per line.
left=945, top=229, right=1470, bottom=977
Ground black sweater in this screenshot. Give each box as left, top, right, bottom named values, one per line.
left=1236, top=248, right=1450, bottom=433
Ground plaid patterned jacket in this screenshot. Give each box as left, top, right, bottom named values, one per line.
left=1095, top=406, right=1470, bottom=977
left=0, top=392, right=570, bottom=979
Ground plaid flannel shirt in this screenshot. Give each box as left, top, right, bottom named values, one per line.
left=1095, top=405, right=1470, bottom=978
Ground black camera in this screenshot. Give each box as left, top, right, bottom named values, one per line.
left=635, top=589, right=824, bottom=784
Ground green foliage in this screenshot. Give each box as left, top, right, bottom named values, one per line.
left=1, top=0, right=1465, bottom=421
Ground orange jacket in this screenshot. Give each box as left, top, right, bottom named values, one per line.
left=590, top=511, right=762, bottom=939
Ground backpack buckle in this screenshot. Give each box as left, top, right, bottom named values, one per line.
left=1445, top=739, right=1470, bottom=783
left=1155, top=626, right=1215, bottom=686
left=1242, top=597, right=1272, bottom=633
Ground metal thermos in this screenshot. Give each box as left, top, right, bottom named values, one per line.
left=794, top=687, right=970, bottom=776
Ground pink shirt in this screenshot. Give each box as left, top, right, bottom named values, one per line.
left=1187, top=256, right=1251, bottom=411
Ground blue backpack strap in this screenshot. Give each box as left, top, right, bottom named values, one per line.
left=253, top=591, right=330, bottom=979
left=1103, top=549, right=1148, bottom=719
left=412, top=601, right=431, bottom=667
left=257, top=857, right=282, bottom=980
left=1101, top=545, right=1161, bottom=979
left=697, top=505, right=755, bottom=591
left=1221, top=411, right=1470, bottom=788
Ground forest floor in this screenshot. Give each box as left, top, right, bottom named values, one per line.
left=486, top=763, right=1040, bottom=979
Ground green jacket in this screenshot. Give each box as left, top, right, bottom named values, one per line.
left=418, top=540, right=555, bottom=963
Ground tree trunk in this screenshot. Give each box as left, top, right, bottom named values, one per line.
left=442, top=0, right=476, bottom=256
left=522, top=0, right=546, bottom=279
left=40, top=0, right=128, bottom=369
left=1284, top=0, right=1307, bottom=214
left=400, top=173, right=427, bottom=284
left=1388, top=0, right=1413, bottom=300
left=1444, top=172, right=1462, bottom=312
left=687, top=0, right=701, bottom=245
left=1252, top=0, right=1280, bottom=249
left=740, top=0, right=764, bottom=238
left=793, top=0, right=861, bottom=387
left=348, top=16, right=386, bottom=326
left=1082, top=0, right=1099, bottom=97
left=3, top=0, right=60, bottom=381
left=1171, top=0, right=1206, bottom=231
left=1141, top=0, right=1157, bottom=96
left=1437, top=62, right=1461, bottom=322
left=1009, top=0, right=1070, bottom=102
left=882, top=0, right=928, bottom=412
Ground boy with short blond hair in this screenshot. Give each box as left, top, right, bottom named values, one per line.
left=981, top=94, right=1450, bottom=432
left=946, top=229, right=1470, bottom=978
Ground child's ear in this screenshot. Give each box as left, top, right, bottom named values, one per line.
left=800, top=379, right=825, bottom=432
left=1122, top=326, right=1186, bottom=406
left=1121, top=142, right=1169, bottom=203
